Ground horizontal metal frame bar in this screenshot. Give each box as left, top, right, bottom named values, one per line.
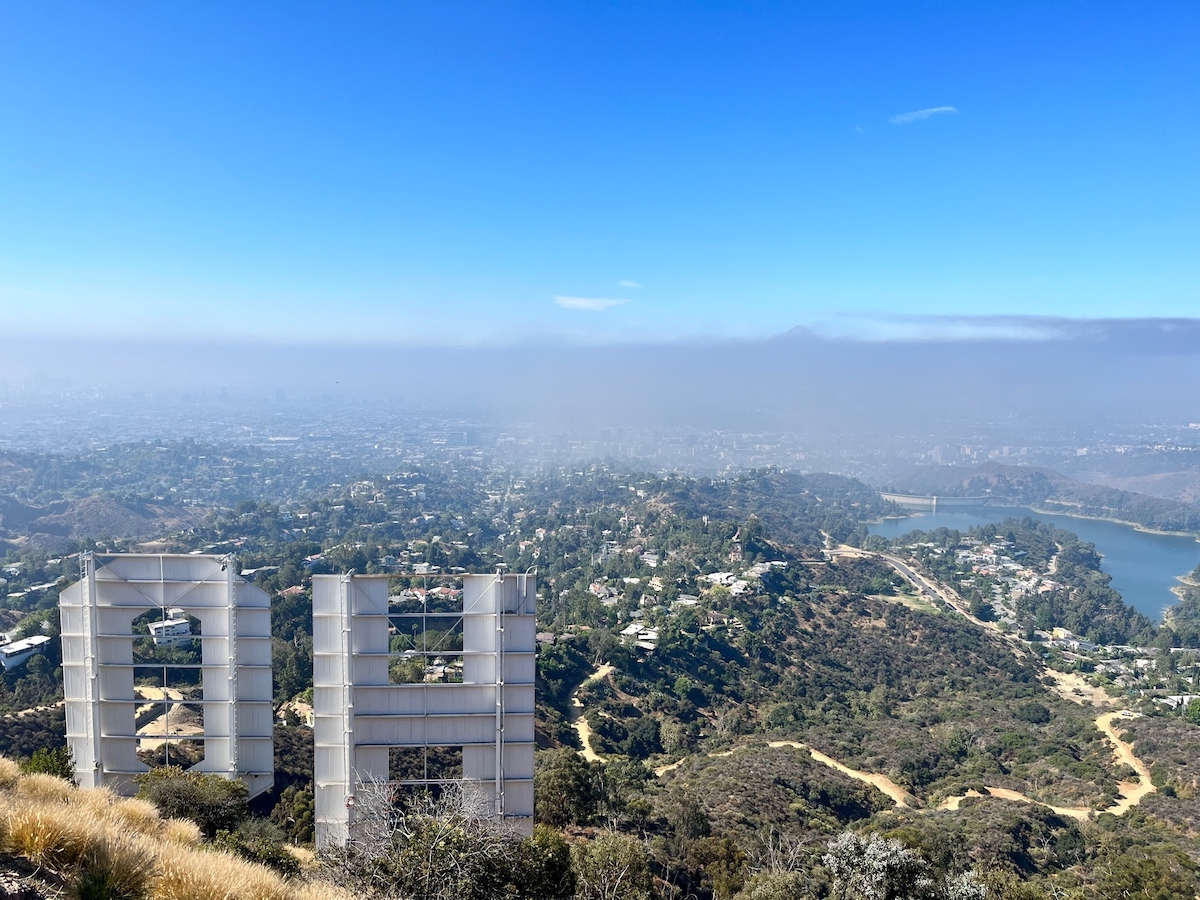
left=101, top=733, right=272, bottom=742
left=92, top=553, right=232, bottom=560
left=346, top=685, right=533, bottom=694
left=341, top=714, right=533, bottom=722
left=379, top=777, right=535, bottom=786
left=89, top=633, right=265, bottom=639
left=92, top=578, right=223, bottom=585
left=93, top=698, right=272, bottom=706
left=95, top=663, right=270, bottom=669
left=346, top=739, right=535, bottom=748
left=100, top=768, right=274, bottom=776
left=349, top=650, right=534, bottom=658
left=327, top=573, right=471, bottom=580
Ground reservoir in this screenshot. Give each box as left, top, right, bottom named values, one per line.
left=868, top=507, right=1200, bottom=622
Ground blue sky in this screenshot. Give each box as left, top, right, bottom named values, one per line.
left=1, top=2, right=1197, bottom=343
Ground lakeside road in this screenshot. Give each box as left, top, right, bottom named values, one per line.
left=826, top=546, right=984, bottom=625
left=869, top=505, right=1200, bottom=621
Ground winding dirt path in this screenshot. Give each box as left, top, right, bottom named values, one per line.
left=1095, top=711, right=1156, bottom=813
left=937, top=711, right=1154, bottom=820
left=938, top=788, right=1089, bottom=822
left=766, top=741, right=915, bottom=807
left=653, top=739, right=914, bottom=807
left=568, top=663, right=614, bottom=763
left=654, top=712, right=1153, bottom=821
left=0, top=700, right=65, bottom=721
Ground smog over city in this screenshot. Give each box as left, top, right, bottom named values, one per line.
left=2, top=4, right=1200, bottom=899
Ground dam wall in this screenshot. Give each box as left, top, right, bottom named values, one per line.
left=879, top=492, right=988, bottom=512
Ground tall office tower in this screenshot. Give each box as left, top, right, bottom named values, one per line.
left=59, top=554, right=274, bottom=797
left=313, top=572, right=536, bottom=848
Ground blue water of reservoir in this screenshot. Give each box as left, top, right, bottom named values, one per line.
left=868, top=507, right=1200, bottom=622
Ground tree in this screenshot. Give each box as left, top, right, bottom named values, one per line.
left=571, top=831, right=656, bottom=900
left=734, top=873, right=811, bottom=900
left=823, top=831, right=935, bottom=900
left=1093, top=851, right=1198, bottom=900
left=707, top=584, right=732, bottom=605
left=1014, top=702, right=1050, bottom=725
left=823, top=833, right=989, bottom=900
left=665, top=790, right=711, bottom=840
left=214, top=818, right=301, bottom=877
left=534, top=749, right=602, bottom=827
left=515, top=826, right=576, bottom=900
left=688, top=835, right=746, bottom=899
left=1184, top=698, right=1200, bottom=725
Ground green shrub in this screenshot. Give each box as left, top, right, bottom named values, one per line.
left=134, top=767, right=248, bottom=839
left=21, top=745, right=73, bottom=780
left=214, top=819, right=301, bottom=877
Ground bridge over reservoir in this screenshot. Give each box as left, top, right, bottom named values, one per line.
left=879, top=492, right=988, bottom=512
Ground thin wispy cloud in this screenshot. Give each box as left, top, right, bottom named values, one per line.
left=618, top=280, right=641, bottom=289
left=810, top=313, right=1070, bottom=343
left=554, top=295, right=631, bottom=311
left=890, top=105, right=958, bottom=125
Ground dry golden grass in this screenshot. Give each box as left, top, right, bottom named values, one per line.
left=76, top=784, right=122, bottom=811
left=152, top=846, right=291, bottom=900
left=77, top=830, right=157, bottom=900
left=109, top=797, right=166, bottom=834
left=291, top=882, right=358, bottom=900
left=284, top=842, right=318, bottom=871
left=7, top=802, right=101, bottom=869
left=14, top=772, right=73, bottom=804
left=76, top=786, right=167, bottom=836
left=0, top=755, right=21, bottom=790
left=160, top=816, right=203, bottom=847
left=0, top=763, right=330, bottom=900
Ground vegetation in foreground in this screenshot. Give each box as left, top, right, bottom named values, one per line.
left=0, top=757, right=345, bottom=900
left=6, top=464, right=1200, bottom=897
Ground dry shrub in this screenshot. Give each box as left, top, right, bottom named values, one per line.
left=76, top=785, right=123, bottom=814
left=0, top=756, right=21, bottom=790
left=15, top=772, right=74, bottom=804
left=160, top=817, right=203, bottom=847
left=108, top=797, right=164, bottom=834
left=0, top=797, right=12, bottom=851
left=291, top=882, right=357, bottom=900
left=76, top=787, right=165, bottom=836
left=283, top=843, right=317, bottom=871
left=152, top=846, right=290, bottom=900
left=76, top=830, right=156, bottom=900
left=7, top=802, right=101, bottom=869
